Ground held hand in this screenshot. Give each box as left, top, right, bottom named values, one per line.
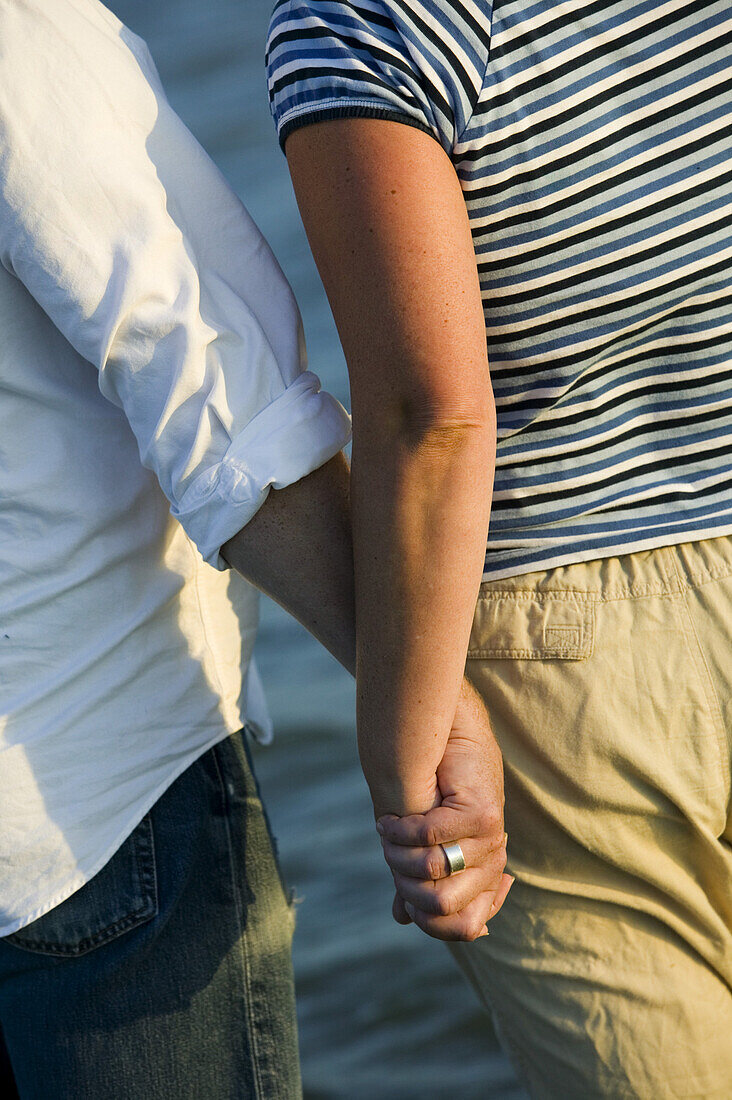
left=377, top=679, right=514, bottom=941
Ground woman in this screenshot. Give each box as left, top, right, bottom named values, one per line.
left=266, top=1, right=732, bottom=1095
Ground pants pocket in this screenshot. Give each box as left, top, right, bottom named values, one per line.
left=468, top=585, right=595, bottom=660
left=3, top=814, right=158, bottom=957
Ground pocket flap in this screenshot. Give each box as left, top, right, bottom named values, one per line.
left=467, top=591, right=594, bottom=660
left=4, top=814, right=158, bottom=957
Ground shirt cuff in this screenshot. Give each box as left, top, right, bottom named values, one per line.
left=173, top=370, right=351, bottom=569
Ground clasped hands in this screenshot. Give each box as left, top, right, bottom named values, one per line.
left=376, top=679, right=514, bottom=941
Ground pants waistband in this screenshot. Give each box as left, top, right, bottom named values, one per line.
left=476, top=535, right=732, bottom=602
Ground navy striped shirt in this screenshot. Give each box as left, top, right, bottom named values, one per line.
left=267, top=0, right=732, bottom=580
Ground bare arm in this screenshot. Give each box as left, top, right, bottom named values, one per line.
left=285, top=119, right=496, bottom=820
left=222, top=452, right=356, bottom=676
left=223, top=442, right=510, bottom=940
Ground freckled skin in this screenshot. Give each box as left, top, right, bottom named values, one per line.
left=283, top=118, right=508, bottom=939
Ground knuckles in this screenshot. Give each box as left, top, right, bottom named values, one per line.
left=464, top=918, right=488, bottom=942
left=417, top=822, right=439, bottom=848
left=476, top=806, right=503, bottom=838
left=425, top=852, right=445, bottom=881
left=416, top=805, right=503, bottom=852
left=406, top=885, right=457, bottom=917
left=418, top=912, right=485, bottom=941
left=432, top=889, right=458, bottom=917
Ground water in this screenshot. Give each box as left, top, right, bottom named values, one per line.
left=110, top=2, right=526, bottom=1095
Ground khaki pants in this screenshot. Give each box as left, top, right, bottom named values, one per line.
left=450, top=536, right=732, bottom=1099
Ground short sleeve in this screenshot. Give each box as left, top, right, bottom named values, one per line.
left=266, top=0, right=492, bottom=154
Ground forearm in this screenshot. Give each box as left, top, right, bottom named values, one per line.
left=353, top=415, right=494, bottom=819
left=222, top=451, right=356, bottom=676
left=285, top=118, right=495, bottom=819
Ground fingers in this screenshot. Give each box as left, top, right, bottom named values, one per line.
left=377, top=804, right=503, bottom=848
left=394, top=866, right=491, bottom=917
left=403, top=874, right=515, bottom=942
left=392, top=890, right=412, bottom=925
left=381, top=832, right=505, bottom=881
left=489, top=869, right=514, bottom=915
left=380, top=817, right=508, bottom=928
left=391, top=849, right=506, bottom=917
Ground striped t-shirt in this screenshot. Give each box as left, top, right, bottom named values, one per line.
left=266, top=0, right=732, bottom=580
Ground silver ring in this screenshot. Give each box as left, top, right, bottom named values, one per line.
left=441, top=841, right=466, bottom=875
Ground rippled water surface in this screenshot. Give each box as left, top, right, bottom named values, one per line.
left=111, top=3, right=526, bottom=1095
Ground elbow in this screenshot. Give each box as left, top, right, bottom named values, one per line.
left=350, top=358, right=496, bottom=456
left=393, top=392, right=496, bottom=453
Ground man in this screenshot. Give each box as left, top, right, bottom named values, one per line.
left=0, top=2, right=507, bottom=1096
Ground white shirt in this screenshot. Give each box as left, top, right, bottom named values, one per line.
left=0, top=0, right=351, bottom=936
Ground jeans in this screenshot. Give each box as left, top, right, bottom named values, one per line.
left=0, top=730, right=301, bottom=1099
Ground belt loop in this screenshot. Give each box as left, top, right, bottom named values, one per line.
left=658, top=545, right=685, bottom=595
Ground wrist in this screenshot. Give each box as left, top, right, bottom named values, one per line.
left=366, top=773, right=441, bottom=821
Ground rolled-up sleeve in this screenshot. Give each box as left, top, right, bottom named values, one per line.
left=0, top=0, right=351, bottom=568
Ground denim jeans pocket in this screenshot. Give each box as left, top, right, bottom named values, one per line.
left=4, top=814, right=158, bottom=957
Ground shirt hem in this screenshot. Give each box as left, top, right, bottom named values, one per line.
left=0, top=725, right=239, bottom=939
left=481, top=522, right=732, bottom=582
